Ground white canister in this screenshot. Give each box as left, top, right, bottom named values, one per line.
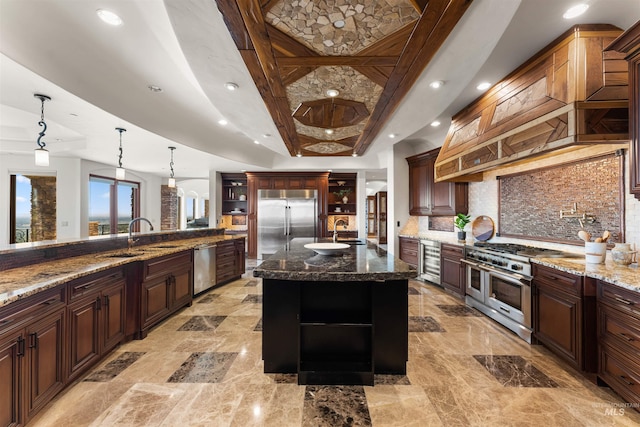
left=611, top=243, right=636, bottom=266
left=584, top=242, right=607, bottom=264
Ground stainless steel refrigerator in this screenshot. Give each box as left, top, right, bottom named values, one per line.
left=257, top=189, right=317, bottom=259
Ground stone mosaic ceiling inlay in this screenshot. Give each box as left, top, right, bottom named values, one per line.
left=304, top=141, right=354, bottom=154
left=266, top=0, right=420, bottom=56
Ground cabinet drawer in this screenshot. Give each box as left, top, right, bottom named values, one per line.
left=600, top=344, right=640, bottom=403
left=599, top=304, right=640, bottom=354
left=441, top=243, right=463, bottom=258
left=532, top=264, right=582, bottom=296
left=69, top=269, right=124, bottom=300
left=143, top=251, right=192, bottom=280
left=216, top=242, right=235, bottom=255
left=0, top=286, right=66, bottom=334
left=598, top=282, right=640, bottom=317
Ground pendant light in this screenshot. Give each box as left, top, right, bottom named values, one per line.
left=167, top=146, right=176, bottom=187
left=115, top=127, right=126, bottom=180
left=34, top=94, right=51, bottom=166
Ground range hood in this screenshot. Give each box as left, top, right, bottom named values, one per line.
left=435, top=24, right=629, bottom=182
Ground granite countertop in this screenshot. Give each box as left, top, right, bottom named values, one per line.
left=253, top=238, right=417, bottom=282
left=0, top=235, right=243, bottom=308
left=533, top=257, right=640, bottom=293
left=399, top=233, right=471, bottom=246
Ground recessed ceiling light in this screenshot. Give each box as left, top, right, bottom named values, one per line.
left=327, top=169, right=332, bottom=172
left=326, top=89, right=340, bottom=97
left=476, top=82, right=491, bottom=91
left=296, top=153, right=302, bottom=157
left=352, top=153, right=358, bottom=157
left=388, top=133, right=397, bottom=139
left=262, top=133, right=271, bottom=138
left=563, top=3, right=589, bottom=19
left=147, top=85, right=162, bottom=93
left=240, top=169, right=246, bottom=172
left=96, top=9, right=123, bottom=26
left=333, top=20, right=345, bottom=29
left=429, top=80, right=444, bottom=89
left=254, top=140, right=260, bottom=145
left=325, top=129, right=334, bottom=135
left=224, top=82, right=239, bottom=91
left=431, top=120, right=441, bottom=127
left=218, top=119, right=228, bottom=126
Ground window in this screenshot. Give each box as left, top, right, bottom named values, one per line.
left=10, top=173, right=57, bottom=243
left=89, top=175, right=140, bottom=235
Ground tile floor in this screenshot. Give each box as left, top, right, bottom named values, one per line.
left=28, top=264, right=640, bottom=426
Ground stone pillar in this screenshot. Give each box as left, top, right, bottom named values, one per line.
left=161, top=185, right=178, bottom=230
left=27, top=175, right=57, bottom=241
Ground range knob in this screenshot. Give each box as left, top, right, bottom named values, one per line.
left=511, top=264, right=523, bottom=271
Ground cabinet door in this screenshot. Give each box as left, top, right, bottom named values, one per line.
left=534, top=284, right=582, bottom=369
left=235, top=239, right=246, bottom=276
left=0, top=330, right=23, bottom=427
left=171, top=269, right=193, bottom=310
left=141, top=276, right=171, bottom=329
left=409, top=160, right=431, bottom=215
left=102, top=282, right=126, bottom=353
left=25, top=309, right=65, bottom=420
left=68, top=295, right=101, bottom=380
left=377, top=192, right=387, bottom=244
left=441, top=256, right=463, bottom=296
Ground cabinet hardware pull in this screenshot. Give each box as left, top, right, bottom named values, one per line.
left=618, top=332, right=635, bottom=341
left=17, top=336, right=25, bottom=357
left=104, top=295, right=110, bottom=307
left=614, top=296, right=634, bottom=305
left=499, top=306, right=511, bottom=313
left=619, top=375, right=635, bottom=386
left=29, top=332, right=38, bottom=349
left=96, top=295, right=102, bottom=310
left=0, top=319, right=13, bottom=325
left=41, top=298, right=58, bottom=305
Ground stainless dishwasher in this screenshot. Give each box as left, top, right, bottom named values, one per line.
left=193, top=243, right=216, bottom=295
left=419, top=239, right=441, bottom=284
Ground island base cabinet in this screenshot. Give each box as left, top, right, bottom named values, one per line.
left=262, top=280, right=299, bottom=373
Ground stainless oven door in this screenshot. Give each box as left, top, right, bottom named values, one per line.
left=485, top=267, right=532, bottom=328
left=462, top=259, right=484, bottom=302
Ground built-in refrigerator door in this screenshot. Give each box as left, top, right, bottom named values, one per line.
left=287, top=197, right=317, bottom=240
left=257, top=192, right=288, bottom=259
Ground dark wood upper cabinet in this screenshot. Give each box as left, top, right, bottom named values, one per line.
left=406, top=148, right=468, bottom=216
left=606, top=21, right=640, bottom=200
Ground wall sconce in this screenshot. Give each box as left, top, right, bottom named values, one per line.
left=34, top=94, right=51, bottom=166
left=560, top=202, right=596, bottom=228
left=115, top=127, right=126, bottom=180
left=168, top=146, right=176, bottom=187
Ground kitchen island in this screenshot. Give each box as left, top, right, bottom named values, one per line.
left=253, top=238, right=417, bottom=385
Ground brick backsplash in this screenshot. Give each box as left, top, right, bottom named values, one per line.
left=498, top=154, right=622, bottom=243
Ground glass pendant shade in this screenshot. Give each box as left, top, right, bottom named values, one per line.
left=168, top=177, right=176, bottom=188
left=115, top=167, right=126, bottom=180
left=34, top=148, right=49, bottom=166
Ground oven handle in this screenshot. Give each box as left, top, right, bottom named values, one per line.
left=482, top=263, right=533, bottom=284
left=461, top=259, right=480, bottom=267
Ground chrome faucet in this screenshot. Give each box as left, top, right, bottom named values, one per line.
left=128, top=217, right=154, bottom=250
left=333, top=219, right=348, bottom=242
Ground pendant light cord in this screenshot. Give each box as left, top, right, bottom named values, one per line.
left=35, top=94, right=50, bottom=149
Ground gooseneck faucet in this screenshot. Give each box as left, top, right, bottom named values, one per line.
left=128, top=217, right=154, bottom=250
left=333, top=219, right=348, bottom=242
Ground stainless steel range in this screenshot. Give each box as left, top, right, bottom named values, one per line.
left=462, top=243, right=567, bottom=343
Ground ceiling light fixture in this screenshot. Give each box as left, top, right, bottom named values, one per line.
left=115, top=127, right=126, bottom=180
left=254, top=140, right=260, bottom=144
left=388, top=133, right=397, bottom=139
left=476, top=82, right=491, bottom=91
left=333, top=20, right=345, bottom=29
left=147, top=85, right=162, bottom=93
left=262, top=133, right=271, bottom=138
left=352, top=152, right=358, bottom=157
left=218, top=119, right=228, bottom=126
left=167, top=146, right=176, bottom=188
left=429, top=80, right=444, bottom=89
left=326, top=89, right=340, bottom=97
left=296, top=153, right=302, bottom=157
left=33, top=94, right=51, bottom=166
left=431, top=120, right=441, bottom=127
left=224, top=82, right=239, bottom=91
left=325, top=129, right=334, bottom=135
left=563, top=3, right=589, bottom=19
left=96, top=9, right=123, bottom=26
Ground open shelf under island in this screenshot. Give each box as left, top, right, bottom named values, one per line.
left=253, top=238, right=417, bottom=385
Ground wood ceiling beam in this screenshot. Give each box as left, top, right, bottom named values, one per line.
left=276, top=56, right=399, bottom=67
left=266, top=25, right=319, bottom=58
left=354, top=0, right=474, bottom=155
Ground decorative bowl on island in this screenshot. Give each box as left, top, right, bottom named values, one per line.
left=304, top=242, right=350, bottom=255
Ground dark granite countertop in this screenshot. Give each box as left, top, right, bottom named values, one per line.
left=253, top=238, right=418, bottom=281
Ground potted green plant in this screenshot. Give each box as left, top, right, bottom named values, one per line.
left=333, top=188, right=352, bottom=204
left=454, top=213, right=470, bottom=241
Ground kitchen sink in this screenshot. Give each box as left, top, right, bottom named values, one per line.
left=102, top=251, right=147, bottom=258
left=337, top=239, right=366, bottom=245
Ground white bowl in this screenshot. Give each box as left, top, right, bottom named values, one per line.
left=304, top=242, right=350, bottom=255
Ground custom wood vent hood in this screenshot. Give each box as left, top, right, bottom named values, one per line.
left=435, top=24, right=629, bottom=182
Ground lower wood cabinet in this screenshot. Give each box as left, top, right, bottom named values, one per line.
left=216, top=239, right=245, bottom=285
left=0, top=286, right=66, bottom=427
left=597, top=280, right=640, bottom=406
left=440, top=243, right=465, bottom=297
left=67, top=268, right=126, bottom=382
left=140, top=250, right=193, bottom=337
left=399, top=237, right=419, bottom=268
left=532, top=264, right=597, bottom=372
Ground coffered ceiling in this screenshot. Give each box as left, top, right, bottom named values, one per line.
left=215, top=0, right=472, bottom=157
